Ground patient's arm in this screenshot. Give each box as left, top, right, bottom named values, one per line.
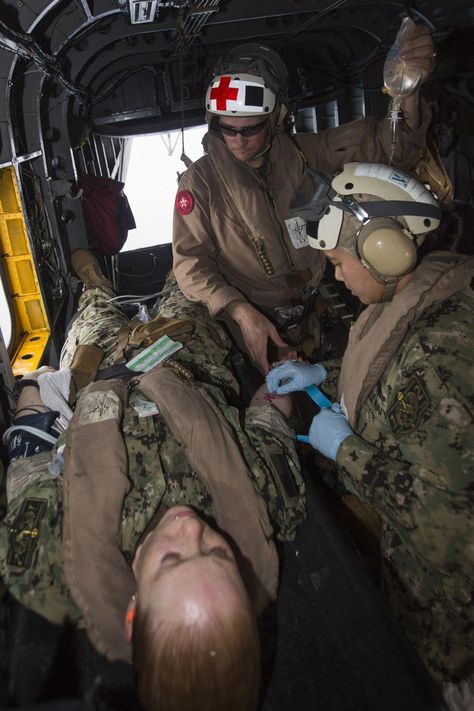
left=249, top=383, right=293, bottom=419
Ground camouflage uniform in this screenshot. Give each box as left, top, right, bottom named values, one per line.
left=60, top=286, right=128, bottom=369
left=61, top=276, right=243, bottom=399
left=334, top=287, right=474, bottom=684
left=0, top=280, right=305, bottom=627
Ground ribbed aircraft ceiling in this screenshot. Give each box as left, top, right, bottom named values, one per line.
left=1, top=0, right=473, bottom=163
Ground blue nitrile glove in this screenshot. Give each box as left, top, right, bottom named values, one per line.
left=266, top=361, right=327, bottom=394
left=308, top=403, right=353, bottom=461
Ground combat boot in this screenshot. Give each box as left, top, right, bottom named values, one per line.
left=71, top=249, right=113, bottom=292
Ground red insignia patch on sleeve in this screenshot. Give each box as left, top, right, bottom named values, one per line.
left=175, top=190, right=194, bottom=215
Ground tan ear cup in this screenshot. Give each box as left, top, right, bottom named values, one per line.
left=357, top=219, right=417, bottom=279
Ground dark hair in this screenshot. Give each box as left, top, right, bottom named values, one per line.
left=417, top=201, right=474, bottom=260
left=133, top=594, right=260, bottom=711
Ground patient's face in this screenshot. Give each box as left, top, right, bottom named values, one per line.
left=133, top=507, right=249, bottom=623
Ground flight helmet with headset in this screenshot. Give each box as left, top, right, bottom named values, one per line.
left=290, top=162, right=442, bottom=288
left=205, top=44, right=289, bottom=138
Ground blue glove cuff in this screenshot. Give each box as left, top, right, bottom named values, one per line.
left=308, top=407, right=353, bottom=461
left=310, top=363, right=327, bottom=386
left=328, top=430, right=352, bottom=461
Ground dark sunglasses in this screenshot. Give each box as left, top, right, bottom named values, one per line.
left=217, top=119, right=268, bottom=137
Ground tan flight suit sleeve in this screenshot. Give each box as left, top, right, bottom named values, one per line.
left=298, top=100, right=432, bottom=174
left=172, top=170, right=246, bottom=317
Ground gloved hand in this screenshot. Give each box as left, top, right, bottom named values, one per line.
left=308, top=403, right=353, bottom=461
left=266, top=361, right=327, bottom=394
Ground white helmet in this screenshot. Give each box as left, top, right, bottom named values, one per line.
left=205, top=72, right=277, bottom=116
left=290, top=163, right=442, bottom=283
left=206, top=44, right=288, bottom=129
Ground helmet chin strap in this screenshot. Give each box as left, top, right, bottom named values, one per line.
left=361, top=252, right=403, bottom=303
left=248, top=142, right=271, bottom=162
left=380, top=281, right=399, bottom=302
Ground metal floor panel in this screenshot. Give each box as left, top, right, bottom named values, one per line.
left=262, top=477, right=443, bottom=711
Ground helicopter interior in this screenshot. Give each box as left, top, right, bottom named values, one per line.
left=0, top=1, right=473, bottom=709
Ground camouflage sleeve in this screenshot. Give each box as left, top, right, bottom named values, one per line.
left=335, top=326, right=474, bottom=574
left=319, top=356, right=341, bottom=402
left=245, top=403, right=306, bottom=541
left=0, top=467, right=80, bottom=626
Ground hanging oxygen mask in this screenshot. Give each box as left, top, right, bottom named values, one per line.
left=288, top=166, right=357, bottom=244
left=383, top=16, right=424, bottom=165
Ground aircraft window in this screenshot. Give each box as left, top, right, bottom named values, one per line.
left=316, top=100, right=339, bottom=130
left=0, top=275, right=12, bottom=350
left=123, top=124, right=207, bottom=251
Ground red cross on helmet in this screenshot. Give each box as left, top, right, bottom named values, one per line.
left=206, top=72, right=277, bottom=116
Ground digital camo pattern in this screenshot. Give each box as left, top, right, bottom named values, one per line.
left=244, top=403, right=306, bottom=539
left=317, top=357, right=341, bottom=402
left=159, top=279, right=306, bottom=538
left=157, top=278, right=306, bottom=538
left=0, top=384, right=214, bottom=624
left=0, top=454, right=79, bottom=625
left=60, top=286, right=128, bottom=369
left=1, top=279, right=306, bottom=623
left=335, top=287, right=474, bottom=683
left=157, top=274, right=241, bottom=400
left=114, top=387, right=216, bottom=567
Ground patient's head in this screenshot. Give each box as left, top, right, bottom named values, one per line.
left=129, top=506, right=260, bottom=711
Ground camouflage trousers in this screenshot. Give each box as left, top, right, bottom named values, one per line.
left=60, top=279, right=242, bottom=400
left=60, top=286, right=128, bottom=370
left=0, top=278, right=307, bottom=626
